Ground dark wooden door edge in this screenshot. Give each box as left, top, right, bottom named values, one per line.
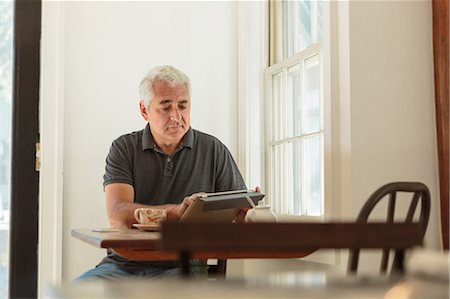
left=431, top=0, right=449, bottom=250
left=9, top=0, right=41, bottom=298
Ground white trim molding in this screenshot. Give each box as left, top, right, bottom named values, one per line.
left=232, top=0, right=269, bottom=279
left=38, top=1, right=65, bottom=297
left=237, top=0, right=269, bottom=192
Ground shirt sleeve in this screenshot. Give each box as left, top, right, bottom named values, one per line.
left=103, top=138, right=134, bottom=188
left=214, top=142, right=247, bottom=192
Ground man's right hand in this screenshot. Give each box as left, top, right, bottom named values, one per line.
left=166, top=192, right=205, bottom=220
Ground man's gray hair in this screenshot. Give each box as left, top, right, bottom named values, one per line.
left=139, top=65, right=191, bottom=108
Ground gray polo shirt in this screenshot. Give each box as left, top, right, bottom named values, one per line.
left=104, top=124, right=246, bottom=203
left=101, top=124, right=246, bottom=269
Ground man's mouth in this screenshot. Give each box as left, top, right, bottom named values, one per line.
left=167, top=125, right=182, bottom=131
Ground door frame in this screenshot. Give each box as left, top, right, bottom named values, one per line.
left=9, top=0, right=41, bottom=298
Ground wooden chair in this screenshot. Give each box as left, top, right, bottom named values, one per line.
left=348, top=182, right=431, bottom=275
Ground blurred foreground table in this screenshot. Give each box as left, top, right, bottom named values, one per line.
left=159, top=222, right=423, bottom=275
left=72, top=222, right=423, bottom=275
left=46, top=272, right=448, bottom=299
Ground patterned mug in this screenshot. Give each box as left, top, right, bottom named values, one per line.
left=134, top=208, right=167, bottom=225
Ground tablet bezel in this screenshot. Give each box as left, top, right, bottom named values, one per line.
left=180, top=190, right=265, bottom=222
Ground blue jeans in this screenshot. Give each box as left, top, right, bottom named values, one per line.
left=74, top=262, right=207, bottom=283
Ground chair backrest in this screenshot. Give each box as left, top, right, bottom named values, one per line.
left=348, top=182, right=430, bottom=274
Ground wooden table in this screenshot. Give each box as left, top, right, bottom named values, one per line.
left=72, top=222, right=423, bottom=275
left=71, top=227, right=315, bottom=261
left=160, top=222, right=423, bottom=275
left=71, top=228, right=178, bottom=260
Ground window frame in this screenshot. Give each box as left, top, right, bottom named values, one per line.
left=264, top=0, right=330, bottom=219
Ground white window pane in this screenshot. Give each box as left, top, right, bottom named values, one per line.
left=268, top=146, right=275, bottom=211
left=305, top=55, right=320, bottom=133
left=269, top=146, right=276, bottom=212
left=317, top=1, right=323, bottom=42
left=285, top=142, right=293, bottom=213
left=305, top=135, right=322, bottom=215
left=290, top=140, right=302, bottom=214
left=284, top=0, right=312, bottom=58
left=287, top=64, right=301, bottom=137
left=272, top=72, right=283, bottom=142
left=299, top=1, right=312, bottom=50
left=285, top=1, right=297, bottom=57
left=272, top=144, right=284, bottom=213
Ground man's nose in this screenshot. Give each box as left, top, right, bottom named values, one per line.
left=170, top=107, right=181, bottom=122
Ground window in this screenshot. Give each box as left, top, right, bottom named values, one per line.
left=265, top=0, right=324, bottom=216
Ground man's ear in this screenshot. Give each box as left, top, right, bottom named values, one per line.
left=139, top=100, right=149, bottom=121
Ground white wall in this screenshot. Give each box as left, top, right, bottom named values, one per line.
left=338, top=0, right=439, bottom=274
left=347, top=0, right=438, bottom=241
left=57, top=1, right=238, bottom=282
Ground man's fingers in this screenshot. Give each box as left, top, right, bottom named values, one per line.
left=184, top=196, right=194, bottom=206
left=234, top=209, right=247, bottom=223
left=191, top=192, right=206, bottom=199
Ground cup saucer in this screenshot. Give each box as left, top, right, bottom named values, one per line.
left=132, top=223, right=161, bottom=232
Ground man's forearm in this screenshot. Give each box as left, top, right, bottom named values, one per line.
left=107, top=200, right=177, bottom=228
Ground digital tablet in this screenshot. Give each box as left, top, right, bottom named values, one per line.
left=180, top=189, right=265, bottom=222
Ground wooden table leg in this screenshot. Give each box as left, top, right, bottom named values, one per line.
left=392, top=249, right=405, bottom=274
left=180, top=250, right=191, bottom=277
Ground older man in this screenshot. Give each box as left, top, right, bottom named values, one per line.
left=76, top=65, right=249, bottom=281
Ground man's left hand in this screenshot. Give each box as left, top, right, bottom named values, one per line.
left=234, top=186, right=261, bottom=223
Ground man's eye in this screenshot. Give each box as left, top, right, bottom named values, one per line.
left=179, top=104, right=187, bottom=110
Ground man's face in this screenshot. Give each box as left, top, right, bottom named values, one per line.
left=140, top=81, right=191, bottom=149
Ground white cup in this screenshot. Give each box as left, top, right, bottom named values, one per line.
left=245, top=202, right=278, bottom=223
left=134, top=208, right=167, bottom=225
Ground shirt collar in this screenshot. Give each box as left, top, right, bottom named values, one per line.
left=142, top=124, right=194, bottom=151
left=182, top=127, right=194, bottom=149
